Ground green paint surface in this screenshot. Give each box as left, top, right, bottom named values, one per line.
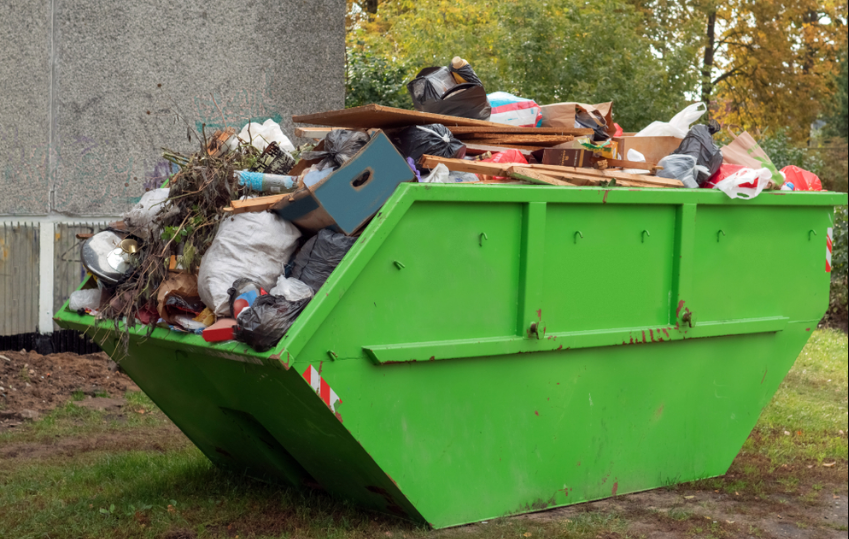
left=56, top=184, right=847, bottom=528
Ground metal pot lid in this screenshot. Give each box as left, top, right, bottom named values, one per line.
left=81, top=231, right=135, bottom=285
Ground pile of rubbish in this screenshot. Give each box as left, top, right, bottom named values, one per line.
left=68, top=56, right=827, bottom=353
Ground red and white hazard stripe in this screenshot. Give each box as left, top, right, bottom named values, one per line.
left=826, top=227, right=833, bottom=272
left=303, top=365, right=341, bottom=413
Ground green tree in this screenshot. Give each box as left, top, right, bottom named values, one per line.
left=630, top=0, right=848, bottom=139
left=347, top=0, right=699, bottom=131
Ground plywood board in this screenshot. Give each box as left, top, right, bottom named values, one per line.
left=447, top=126, right=592, bottom=136
left=293, top=104, right=503, bottom=129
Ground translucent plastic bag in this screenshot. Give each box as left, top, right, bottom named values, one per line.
left=69, top=289, right=102, bottom=312
left=656, top=154, right=707, bottom=188
left=636, top=102, right=707, bottom=139
left=713, top=167, right=772, bottom=200
left=122, top=188, right=178, bottom=240
left=670, top=124, right=722, bottom=185
left=419, top=163, right=478, bottom=183
left=270, top=276, right=314, bottom=302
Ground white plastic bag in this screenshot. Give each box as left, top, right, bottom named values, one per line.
left=656, top=155, right=707, bottom=188
left=198, top=212, right=301, bottom=317
left=420, top=163, right=450, bottom=183
left=713, top=167, right=772, bottom=200
left=227, top=119, right=295, bottom=153
left=69, top=288, right=102, bottom=312
left=122, top=188, right=178, bottom=239
left=270, top=276, right=314, bottom=302
left=635, top=102, right=707, bottom=139
left=420, top=163, right=478, bottom=183
left=623, top=149, right=650, bottom=175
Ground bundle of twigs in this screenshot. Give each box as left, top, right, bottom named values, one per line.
left=96, top=131, right=260, bottom=352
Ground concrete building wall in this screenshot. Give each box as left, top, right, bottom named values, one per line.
left=1, top=0, right=345, bottom=217
left=0, top=0, right=346, bottom=336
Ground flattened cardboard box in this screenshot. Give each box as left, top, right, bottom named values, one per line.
left=271, top=131, right=414, bottom=235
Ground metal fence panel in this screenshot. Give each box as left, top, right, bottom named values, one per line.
left=0, top=223, right=40, bottom=336
left=53, top=223, right=102, bottom=318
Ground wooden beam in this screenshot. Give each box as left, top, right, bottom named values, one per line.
left=419, top=155, right=683, bottom=188
left=222, top=194, right=289, bottom=215
left=526, top=164, right=683, bottom=188
left=459, top=140, right=548, bottom=151
left=508, top=167, right=577, bottom=187
left=447, top=126, right=593, bottom=136
left=419, top=155, right=513, bottom=176
left=463, top=143, right=536, bottom=158
left=454, top=134, right=575, bottom=145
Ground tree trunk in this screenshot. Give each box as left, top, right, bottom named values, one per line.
left=701, top=11, right=716, bottom=109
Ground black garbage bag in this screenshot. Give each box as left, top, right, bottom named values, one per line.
left=407, top=66, right=491, bottom=121
left=449, top=63, right=484, bottom=87
left=301, top=130, right=370, bottom=171
left=671, top=124, right=722, bottom=185
left=392, top=124, right=465, bottom=170
left=291, top=229, right=357, bottom=292
left=233, top=294, right=310, bottom=352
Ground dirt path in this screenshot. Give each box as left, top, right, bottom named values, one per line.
left=516, top=488, right=849, bottom=539
left=0, top=349, right=138, bottom=430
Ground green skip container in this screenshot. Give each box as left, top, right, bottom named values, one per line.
left=55, top=184, right=847, bottom=528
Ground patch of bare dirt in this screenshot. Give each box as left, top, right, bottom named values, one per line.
left=0, top=349, right=138, bottom=429
left=518, top=487, right=848, bottom=539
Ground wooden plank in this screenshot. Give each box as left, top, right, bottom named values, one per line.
left=454, top=133, right=575, bottom=145
left=420, top=155, right=683, bottom=188
left=463, top=143, right=536, bottom=158
left=223, top=194, right=289, bottom=215
left=294, top=127, right=379, bottom=139
left=459, top=140, right=547, bottom=151
left=295, top=127, right=333, bottom=138
left=447, top=126, right=592, bottom=136
left=526, top=164, right=683, bottom=187
left=530, top=168, right=679, bottom=188
left=603, top=158, right=658, bottom=171
left=420, top=155, right=513, bottom=176
left=508, top=167, right=577, bottom=187
left=293, top=104, right=504, bottom=129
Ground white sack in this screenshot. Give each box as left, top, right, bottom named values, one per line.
left=198, top=212, right=301, bottom=317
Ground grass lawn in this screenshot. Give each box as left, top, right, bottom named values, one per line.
left=0, top=329, right=846, bottom=539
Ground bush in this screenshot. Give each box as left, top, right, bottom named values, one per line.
left=345, top=48, right=413, bottom=110
left=757, top=128, right=824, bottom=174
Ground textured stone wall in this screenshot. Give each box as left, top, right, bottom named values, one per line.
left=0, top=0, right=346, bottom=216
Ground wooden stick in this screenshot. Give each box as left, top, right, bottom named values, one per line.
left=447, top=126, right=592, bottom=136
left=508, top=167, right=577, bottom=187
left=420, top=155, right=513, bottom=176
left=459, top=140, right=548, bottom=151
left=222, top=194, right=289, bottom=215
left=526, top=164, right=683, bottom=187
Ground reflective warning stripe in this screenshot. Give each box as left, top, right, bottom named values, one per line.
left=303, top=365, right=341, bottom=413
left=826, top=227, right=833, bottom=273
